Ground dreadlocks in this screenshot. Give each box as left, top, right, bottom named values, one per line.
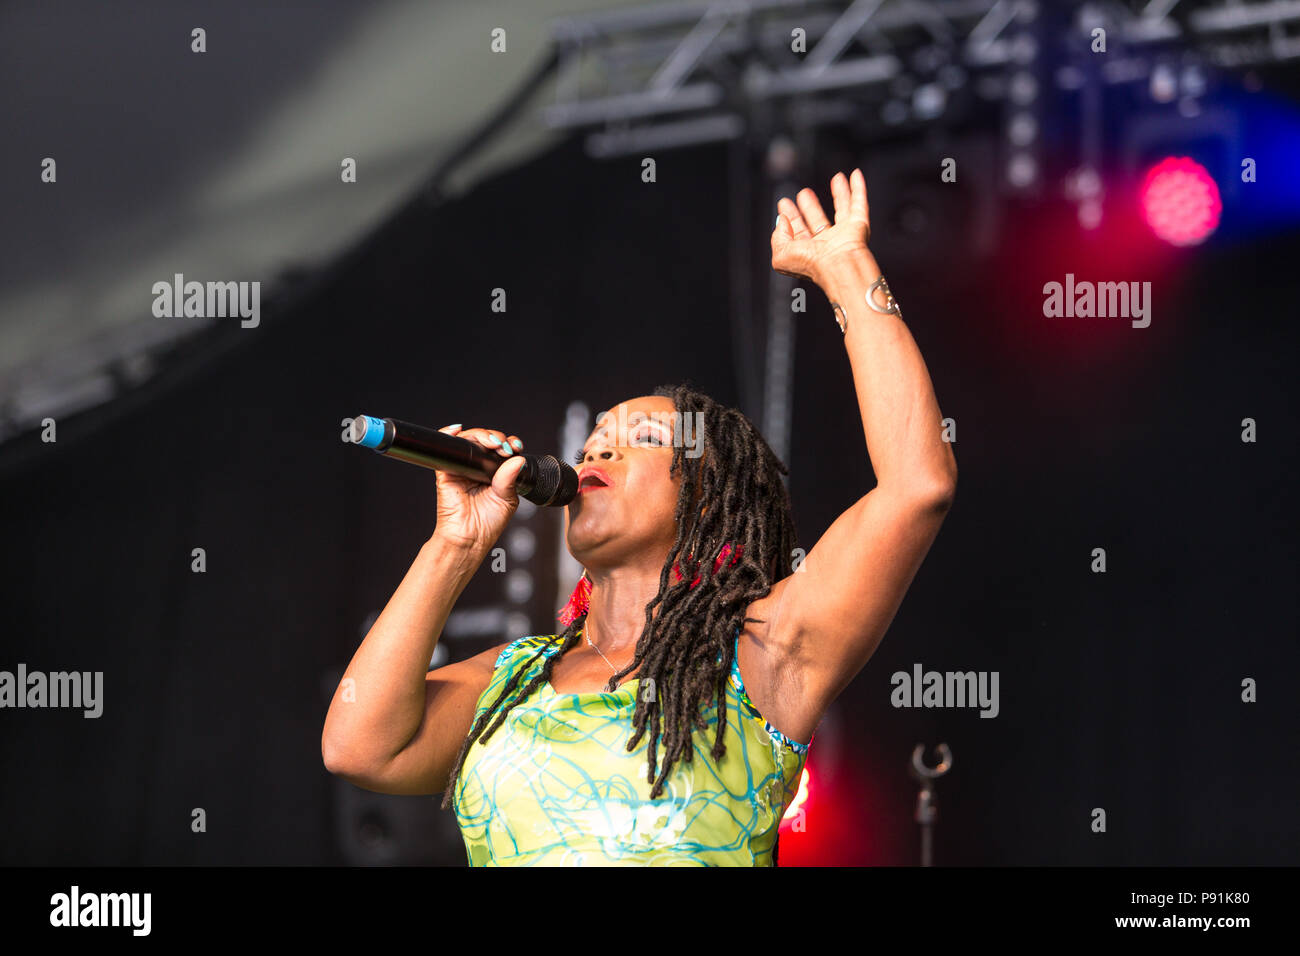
left=439, top=382, right=798, bottom=811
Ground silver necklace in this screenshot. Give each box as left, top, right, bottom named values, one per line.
left=581, top=623, right=619, bottom=673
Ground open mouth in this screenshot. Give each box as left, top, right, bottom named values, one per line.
left=577, top=468, right=612, bottom=493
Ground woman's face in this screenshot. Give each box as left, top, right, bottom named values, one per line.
left=565, top=395, right=687, bottom=571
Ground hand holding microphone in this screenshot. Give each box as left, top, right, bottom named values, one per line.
left=429, top=424, right=528, bottom=551
left=347, top=414, right=579, bottom=551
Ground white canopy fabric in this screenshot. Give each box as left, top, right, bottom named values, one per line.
left=0, top=0, right=643, bottom=437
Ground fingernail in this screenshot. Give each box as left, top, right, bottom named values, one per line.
left=775, top=215, right=781, bottom=228
left=447, top=423, right=461, bottom=430
left=485, top=435, right=500, bottom=445
left=510, top=438, right=522, bottom=450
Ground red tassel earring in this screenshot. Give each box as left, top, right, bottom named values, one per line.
left=559, top=543, right=743, bottom=629
left=557, top=569, right=593, bottom=628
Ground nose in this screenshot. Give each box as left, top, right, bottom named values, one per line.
left=582, top=437, right=620, bottom=462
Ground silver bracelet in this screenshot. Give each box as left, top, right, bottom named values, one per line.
left=831, top=303, right=849, bottom=333
left=829, top=275, right=902, bottom=333
left=865, top=275, right=902, bottom=318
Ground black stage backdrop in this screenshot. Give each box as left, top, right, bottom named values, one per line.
left=1, top=133, right=1296, bottom=866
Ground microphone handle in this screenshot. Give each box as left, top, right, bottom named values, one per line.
left=348, top=414, right=577, bottom=507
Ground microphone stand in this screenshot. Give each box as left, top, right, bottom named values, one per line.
left=910, top=743, right=952, bottom=867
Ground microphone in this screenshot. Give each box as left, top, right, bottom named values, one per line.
left=347, top=414, right=579, bottom=507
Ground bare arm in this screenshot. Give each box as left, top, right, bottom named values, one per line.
left=322, top=422, right=529, bottom=794
left=321, top=536, right=503, bottom=794
left=768, top=171, right=957, bottom=734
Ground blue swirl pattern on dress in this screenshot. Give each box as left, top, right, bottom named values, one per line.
left=453, top=627, right=811, bottom=866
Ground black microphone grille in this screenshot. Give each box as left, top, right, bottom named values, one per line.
left=522, top=455, right=578, bottom=507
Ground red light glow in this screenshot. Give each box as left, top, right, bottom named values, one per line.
left=1139, top=156, right=1222, bottom=246
left=780, top=766, right=810, bottom=827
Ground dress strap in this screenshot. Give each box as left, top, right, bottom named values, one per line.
left=493, top=634, right=559, bottom=673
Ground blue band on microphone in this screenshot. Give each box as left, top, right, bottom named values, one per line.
left=354, top=415, right=387, bottom=449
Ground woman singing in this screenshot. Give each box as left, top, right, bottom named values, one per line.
left=322, top=169, right=957, bottom=865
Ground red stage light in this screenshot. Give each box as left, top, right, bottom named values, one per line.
left=1138, top=156, right=1222, bottom=246
left=780, top=766, right=810, bottom=828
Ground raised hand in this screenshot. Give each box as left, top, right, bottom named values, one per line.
left=771, top=168, right=871, bottom=285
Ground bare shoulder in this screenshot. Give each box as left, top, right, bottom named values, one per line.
left=736, top=576, right=818, bottom=746
left=430, top=639, right=512, bottom=686
left=418, top=639, right=515, bottom=727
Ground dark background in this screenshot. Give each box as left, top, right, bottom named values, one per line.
left=1, top=3, right=1297, bottom=866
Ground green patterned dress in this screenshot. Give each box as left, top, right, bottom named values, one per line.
left=452, top=627, right=811, bottom=866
